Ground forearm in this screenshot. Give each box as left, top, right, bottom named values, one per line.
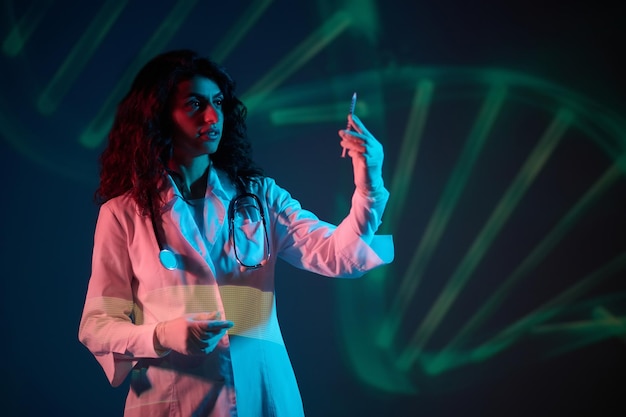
left=345, top=184, right=390, bottom=242
left=78, top=296, right=163, bottom=385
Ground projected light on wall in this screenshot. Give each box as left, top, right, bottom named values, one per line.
left=249, top=68, right=626, bottom=393
left=2, top=0, right=625, bottom=397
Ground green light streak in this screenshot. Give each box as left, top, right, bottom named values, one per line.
left=428, top=160, right=624, bottom=373
left=531, top=305, right=626, bottom=357
left=374, top=79, right=434, bottom=349
left=342, top=0, right=380, bottom=43
left=469, top=252, right=626, bottom=364
left=270, top=103, right=343, bottom=125
left=337, top=265, right=417, bottom=393
left=380, top=79, right=434, bottom=234
left=592, top=306, right=626, bottom=343
left=37, top=0, right=128, bottom=115
left=399, top=108, right=572, bottom=371
left=242, top=11, right=352, bottom=111
left=378, top=85, right=508, bottom=351
left=535, top=308, right=625, bottom=337
left=79, top=0, right=199, bottom=149
left=2, top=0, right=52, bottom=56
left=269, top=99, right=370, bottom=125
left=210, top=0, right=274, bottom=62
left=540, top=309, right=626, bottom=357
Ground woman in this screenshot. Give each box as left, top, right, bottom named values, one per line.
left=79, top=49, right=393, bottom=417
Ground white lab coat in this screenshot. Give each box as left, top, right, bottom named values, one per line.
left=79, top=165, right=393, bottom=417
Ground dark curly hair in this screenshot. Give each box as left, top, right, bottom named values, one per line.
left=96, top=49, right=263, bottom=215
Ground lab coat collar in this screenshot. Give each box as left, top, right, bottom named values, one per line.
left=161, top=164, right=234, bottom=208
left=157, top=165, right=235, bottom=274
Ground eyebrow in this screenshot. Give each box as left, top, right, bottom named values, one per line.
left=185, top=91, right=224, bottom=100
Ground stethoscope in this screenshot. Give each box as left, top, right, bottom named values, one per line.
left=149, top=190, right=271, bottom=271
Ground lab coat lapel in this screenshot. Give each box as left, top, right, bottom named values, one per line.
left=160, top=169, right=230, bottom=276
left=202, top=167, right=229, bottom=252
left=169, top=196, right=212, bottom=262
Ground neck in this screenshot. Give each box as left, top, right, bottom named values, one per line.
left=168, top=155, right=211, bottom=199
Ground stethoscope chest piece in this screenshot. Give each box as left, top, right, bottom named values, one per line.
left=159, top=248, right=178, bottom=270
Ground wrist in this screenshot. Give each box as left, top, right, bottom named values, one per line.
left=153, top=322, right=169, bottom=355
left=356, top=180, right=385, bottom=199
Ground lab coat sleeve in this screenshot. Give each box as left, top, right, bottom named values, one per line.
left=265, top=178, right=394, bottom=277
left=78, top=202, right=163, bottom=387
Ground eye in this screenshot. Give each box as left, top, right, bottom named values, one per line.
left=214, top=97, right=224, bottom=107
left=185, top=99, right=201, bottom=110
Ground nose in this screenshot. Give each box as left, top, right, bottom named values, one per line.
left=204, top=104, right=218, bottom=124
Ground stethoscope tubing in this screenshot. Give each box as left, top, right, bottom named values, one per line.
left=149, top=190, right=271, bottom=271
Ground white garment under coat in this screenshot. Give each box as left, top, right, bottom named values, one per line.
left=78, top=166, right=394, bottom=417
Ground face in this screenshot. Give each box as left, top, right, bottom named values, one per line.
left=170, top=75, right=224, bottom=160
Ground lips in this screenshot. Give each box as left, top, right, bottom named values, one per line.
left=200, top=127, right=220, bottom=140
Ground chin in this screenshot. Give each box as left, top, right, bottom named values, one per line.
left=205, top=143, right=220, bottom=154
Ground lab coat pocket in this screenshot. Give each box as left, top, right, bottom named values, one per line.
left=232, top=220, right=267, bottom=268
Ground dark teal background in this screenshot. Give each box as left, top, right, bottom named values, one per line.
left=1, top=1, right=624, bottom=416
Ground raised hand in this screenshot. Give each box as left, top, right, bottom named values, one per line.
left=339, top=114, right=385, bottom=193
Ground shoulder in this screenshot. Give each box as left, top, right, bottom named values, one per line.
left=250, top=176, right=286, bottom=197
left=249, top=176, right=305, bottom=215
left=98, top=192, right=141, bottom=222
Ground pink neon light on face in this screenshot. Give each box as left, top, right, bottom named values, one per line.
left=170, top=75, right=224, bottom=158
